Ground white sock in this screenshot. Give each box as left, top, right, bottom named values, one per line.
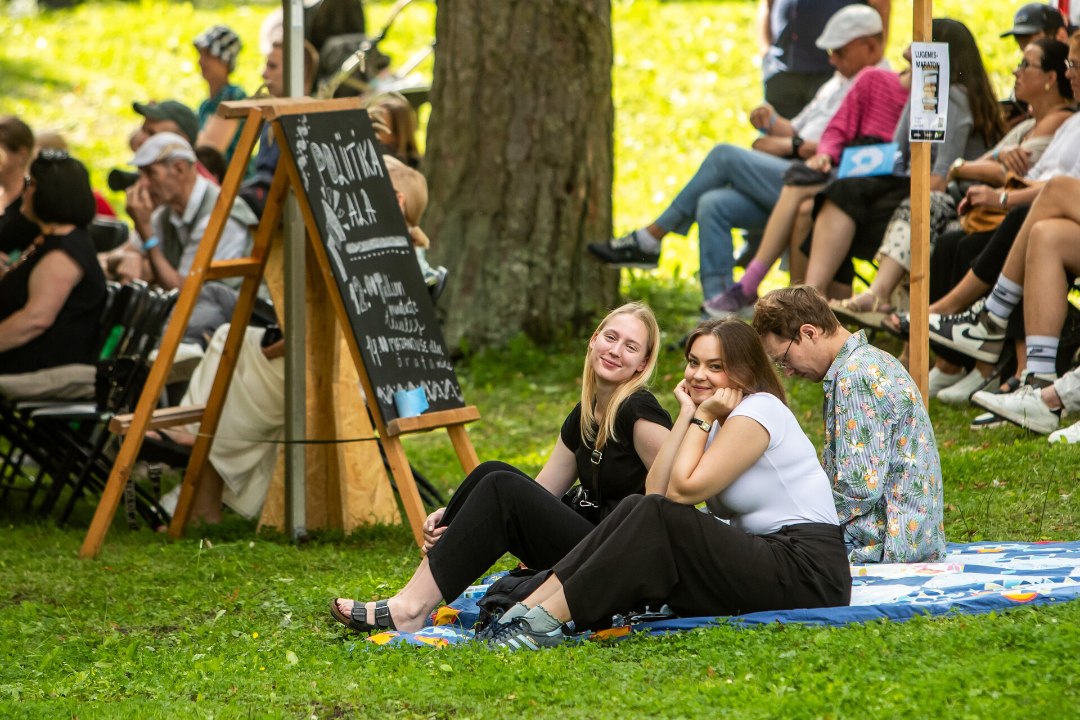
left=984, top=275, right=1022, bottom=327
left=521, top=604, right=563, bottom=632
left=1026, top=335, right=1059, bottom=377
left=496, top=602, right=529, bottom=625
left=633, top=228, right=661, bottom=253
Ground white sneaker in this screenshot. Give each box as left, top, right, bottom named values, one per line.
left=1049, top=419, right=1080, bottom=444
left=971, top=385, right=1061, bottom=434
left=936, top=368, right=990, bottom=404
left=928, top=367, right=965, bottom=398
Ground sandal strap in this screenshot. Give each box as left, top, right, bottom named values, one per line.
left=373, top=600, right=395, bottom=629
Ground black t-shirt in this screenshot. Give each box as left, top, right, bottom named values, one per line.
left=560, top=389, right=672, bottom=513
left=0, top=194, right=40, bottom=255
left=0, top=227, right=107, bottom=374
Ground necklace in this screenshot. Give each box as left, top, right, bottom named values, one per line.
left=1, top=235, right=45, bottom=276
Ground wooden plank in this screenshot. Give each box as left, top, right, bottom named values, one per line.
left=218, top=96, right=362, bottom=120
left=109, top=405, right=206, bottom=435
left=205, top=258, right=263, bottom=280
left=385, top=406, right=481, bottom=437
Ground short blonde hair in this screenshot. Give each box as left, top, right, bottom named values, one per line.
left=384, top=154, right=430, bottom=248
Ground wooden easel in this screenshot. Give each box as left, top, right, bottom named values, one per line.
left=80, top=97, right=479, bottom=558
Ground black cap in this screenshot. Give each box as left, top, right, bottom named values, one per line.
left=1000, top=3, right=1066, bottom=38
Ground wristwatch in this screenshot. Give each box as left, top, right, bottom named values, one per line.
left=790, top=135, right=804, bottom=159
left=690, top=417, right=713, bottom=434
left=949, top=157, right=965, bottom=178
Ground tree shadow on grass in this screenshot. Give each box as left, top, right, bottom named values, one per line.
left=0, top=55, right=72, bottom=101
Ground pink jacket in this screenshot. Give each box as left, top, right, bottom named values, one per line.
left=817, top=66, right=909, bottom=163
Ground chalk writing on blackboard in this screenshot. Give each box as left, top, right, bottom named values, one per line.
left=277, top=109, right=466, bottom=421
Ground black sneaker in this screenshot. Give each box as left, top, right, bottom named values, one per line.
left=970, top=411, right=1008, bottom=431
left=587, top=232, right=660, bottom=269
left=487, top=616, right=567, bottom=651
left=927, top=303, right=1005, bottom=363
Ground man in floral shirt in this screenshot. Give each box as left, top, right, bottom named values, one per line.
left=753, top=286, right=945, bottom=563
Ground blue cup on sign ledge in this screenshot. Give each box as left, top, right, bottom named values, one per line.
left=393, top=387, right=429, bottom=418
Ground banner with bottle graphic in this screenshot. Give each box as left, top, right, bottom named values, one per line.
left=909, top=42, right=949, bottom=142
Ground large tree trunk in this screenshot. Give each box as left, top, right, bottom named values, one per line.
left=423, top=0, right=618, bottom=351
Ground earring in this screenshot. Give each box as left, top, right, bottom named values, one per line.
left=1045, top=83, right=1051, bottom=91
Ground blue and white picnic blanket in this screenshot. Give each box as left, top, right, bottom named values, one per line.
left=365, top=541, right=1080, bottom=647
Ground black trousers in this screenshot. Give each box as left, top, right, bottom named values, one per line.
left=553, top=495, right=851, bottom=630
left=426, top=461, right=595, bottom=603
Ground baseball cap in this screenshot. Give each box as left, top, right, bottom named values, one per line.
left=815, top=5, right=885, bottom=51
left=194, top=25, right=242, bottom=72
left=130, top=131, right=197, bottom=167
left=1000, top=3, right=1066, bottom=37
left=132, top=100, right=199, bottom=144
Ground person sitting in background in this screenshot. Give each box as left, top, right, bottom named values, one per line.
left=367, top=92, right=422, bottom=169
left=239, top=31, right=319, bottom=217
left=753, top=287, right=945, bottom=563
left=587, top=4, right=889, bottom=302
left=383, top=155, right=446, bottom=292
left=115, top=132, right=257, bottom=348
left=193, top=25, right=247, bottom=168
left=830, top=37, right=1074, bottom=335
left=484, top=319, right=849, bottom=650
left=130, top=100, right=220, bottom=185
left=711, top=19, right=1004, bottom=320
left=1002, top=3, right=1070, bottom=49
left=0, top=151, right=106, bottom=379
left=330, top=303, right=671, bottom=635
left=0, top=116, right=38, bottom=257
left=35, top=129, right=118, bottom=218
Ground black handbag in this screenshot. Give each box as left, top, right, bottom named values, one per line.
left=560, top=443, right=604, bottom=524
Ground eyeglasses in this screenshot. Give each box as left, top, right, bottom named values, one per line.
left=774, top=337, right=796, bottom=371
left=23, top=174, right=34, bottom=188
left=1016, top=58, right=1042, bottom=72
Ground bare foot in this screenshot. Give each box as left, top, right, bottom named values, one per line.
left=333, top=597, right=428, bottom=633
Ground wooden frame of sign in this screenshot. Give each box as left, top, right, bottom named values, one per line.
left=270, top=102, right=480, bottom=546
left=79, top=97, right=478, bottom=558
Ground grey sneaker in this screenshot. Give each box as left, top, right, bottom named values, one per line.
left=927, top=305, right=1005, bottom=363
left=587, top=232, right=660, bottom=269
left=487, top=616, right=567, bottom=651
left=971, top=384, right=1061, bottom=434
left=702, top=284, right=757, bottom=320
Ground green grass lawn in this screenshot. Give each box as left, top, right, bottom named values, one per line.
left=2, top=1, right=1079, bottom=717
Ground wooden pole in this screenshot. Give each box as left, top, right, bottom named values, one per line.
left=909, top=0, right=932, bottom=408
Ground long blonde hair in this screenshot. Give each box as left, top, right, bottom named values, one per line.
left=579, top=302, right=661, bottom=450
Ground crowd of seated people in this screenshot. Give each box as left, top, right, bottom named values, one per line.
left=0, top=4, right=433, bottom=524
left=591, top=2, right=1080, bottom=445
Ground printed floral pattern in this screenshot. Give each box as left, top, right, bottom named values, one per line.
left=822, top=332, right=946, bottom=563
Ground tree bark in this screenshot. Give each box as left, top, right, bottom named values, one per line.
left=423, top=0, right=618, bottom=351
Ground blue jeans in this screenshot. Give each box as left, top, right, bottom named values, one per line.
left=656, top=144, right=792, bottom=299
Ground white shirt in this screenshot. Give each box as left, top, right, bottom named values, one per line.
left=704, top=393, right=839, bottom=535
left=1028, top=111, right=1080, bottom=181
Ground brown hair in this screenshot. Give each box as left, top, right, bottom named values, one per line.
left=0, top=115, right=34, bottom=157
left=751, top=286, right=841, bottom=341
left=684, top=318, right=786, bottom=405
left=581, top=302, right=661, bottom=450
left=366, top=92, right=422, bottom=168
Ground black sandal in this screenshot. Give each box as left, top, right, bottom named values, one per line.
left=329, top=598, right=397, bottom=633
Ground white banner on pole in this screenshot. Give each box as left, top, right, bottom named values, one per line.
left=909, top=42, right=950, bottom=143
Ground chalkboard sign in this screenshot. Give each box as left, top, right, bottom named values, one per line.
left=277, top=109, right=465, bottom=422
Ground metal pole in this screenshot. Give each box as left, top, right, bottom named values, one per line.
left=283, top=0, right=307, bottom=542
left=909, top=0, right=933, bottom=408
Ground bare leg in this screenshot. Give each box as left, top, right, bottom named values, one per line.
left=868, top=256, right=908, bottom=304
left=928, top=270, right=992, bottom=314
left=1024, top=218, right=1080, bottom=338
left=334, top=555, right=445, bottom=633
left=804, top=200, right=857, bottom=293
left=190, top=464, right=224, bottom=525
left=520, top=574, right=572, bottom=623
left=752, top=184, right=825, bottom=271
